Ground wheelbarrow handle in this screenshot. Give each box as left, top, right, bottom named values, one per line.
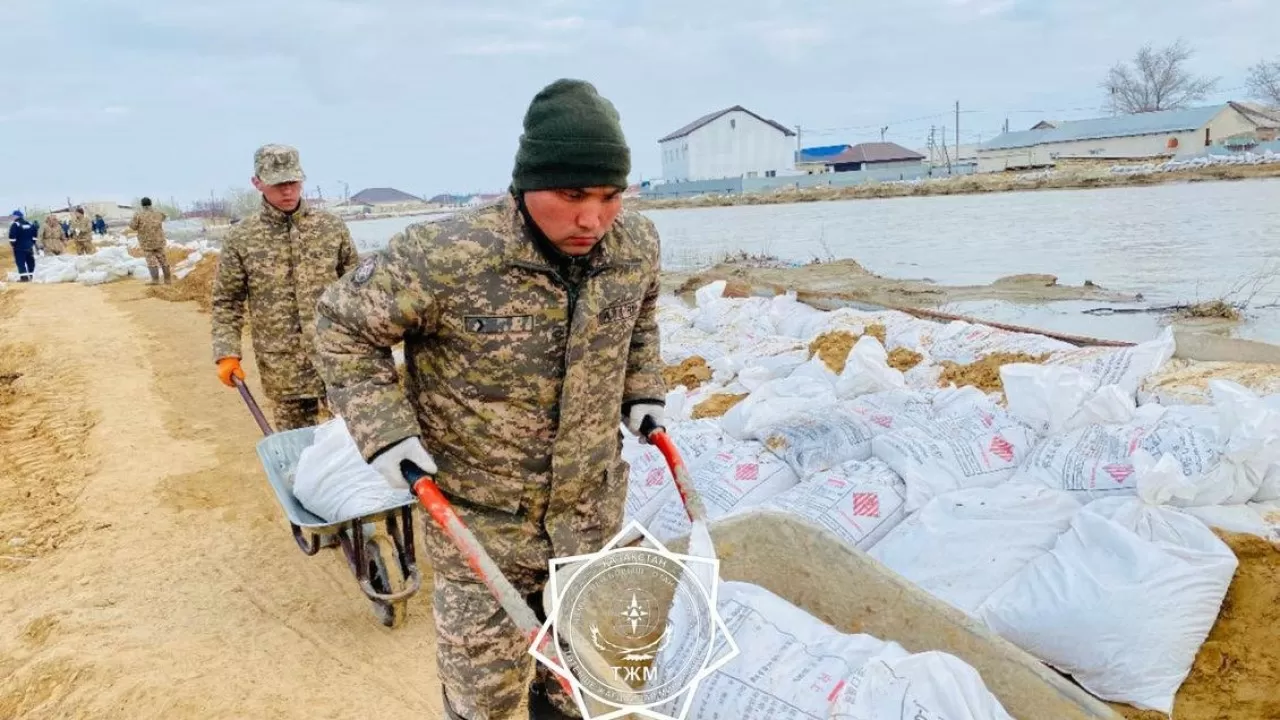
left=233, top=375, right=274, bottom=437
left=399, top=460, right=575, bottom=697
left=642, top=426, right=709, bottom=525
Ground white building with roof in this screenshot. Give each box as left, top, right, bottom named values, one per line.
left=658, top=105, right=796, bottom=182
left=976, top=103, right=1268, bottom=173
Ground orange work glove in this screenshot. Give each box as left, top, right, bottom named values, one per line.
left=216, top=357, right=246, bottom=388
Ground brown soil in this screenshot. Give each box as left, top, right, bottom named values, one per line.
left=662, top=258, right=1137, bottom=308
left=127, top=246, right=193, bottom=267
left=808, top=325, right=887, bottom=374
left=888, top=347, right=924, bottom=372
left=633, top=163, right=1280, bottom=212
left=148, top=254, right=218, bottom=311
left=664, top=356, right=713, bottom=391
left=1177, top=300, right=1243, bottom=322
left=691, top=393, right=748, bottom=419
left=1141, top=359, right=1280, bottom=405
left=1114, top=531, right=1280, bottom=720
left=937, top=352, right=1049, bottom=394
left=0, top=282, right=445, bottom=718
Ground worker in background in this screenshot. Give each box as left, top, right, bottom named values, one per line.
left=313, top=78, right=665, bottom=720
left=7, top=210, right=39, bottom=281
left=69, top=207, right=94, bottom=254
left=40, top=213, right=65, bottom=255
left=128, top=197, right=171, bottom=284
left=92, top=213, right=107, bottom=235
left=210, top=144, right=358, bottom=430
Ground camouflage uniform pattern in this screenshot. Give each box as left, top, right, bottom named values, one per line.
left=40, top=217, right=65, bottom=255
left=129, top=207, right=171, bottom=279
left=70, top=214, right=94, bottom=254
left=210, top=199, right=358, bottom=410
left=271, top=397, right=331, bottom=431
left=313, top=196, right=665, bottom=719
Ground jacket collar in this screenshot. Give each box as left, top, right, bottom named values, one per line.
left=258, top=198, right=309, bottom=226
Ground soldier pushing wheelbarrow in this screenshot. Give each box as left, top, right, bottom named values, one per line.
left=312, top=78, right=668, bottom=720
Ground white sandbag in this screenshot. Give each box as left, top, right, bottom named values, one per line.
left=622, top=434, right=678, bottom=528
left=758, top=407, right=876, bottom=477
left=647, top=440, right=800, bottom=542
left=747, top=459, right=907, bottom=551
left=293, top=417, right=414, bottom=522
left=76, top=270, right=110, bottom=285
left=835, top=336, right=907, bottom=397
left=872, top=406, right=1037, bottom=511
left=719, top=372, right=836, bottom=441
left=767, top=292, right=828, bottom=338
left=659, top=582, right=1012, bottom=720
left=1181, top=500, right=1280, bottom=541
left=870, top=484, right=1081, bottom=616
left=925, top=320, right=1077, bottom=364
left=1049, top=327, right=1177, bottom=397
left=734, top=350, right=808, bottom=392
left=1001, top=363, right=1138, bottom=436
left=978, top=496, right=1237, bottom=713
left=708, top=336, right=807, bottom=387
left=1209, top=380, right=1280, bottom=503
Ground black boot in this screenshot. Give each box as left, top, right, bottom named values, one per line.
left=528, top=682, right=580, bottom=719
left=442, top=686, right=469, bottom=720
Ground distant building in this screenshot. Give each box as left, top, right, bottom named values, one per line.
left=795, top=144, right=852, bottom=174
left=50, top=201, right=135, bottom=225
left=977, top=103, right=1271, bottom=173
left=795, top=143, right=925, bottom=174
left=659, top=105, right=796, bottom=182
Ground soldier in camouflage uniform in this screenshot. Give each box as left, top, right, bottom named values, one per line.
left=210, top=144, right=359, bottom=431
left=128, top=197, right=172, bottom=284
left=40, top=214, right=65, bottom=255
left=69, top=207, right=94, bottom=254
left=313, top=79, right=666, bottom=720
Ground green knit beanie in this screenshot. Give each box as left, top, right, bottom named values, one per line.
left=512, top=79, right=631, bottom=192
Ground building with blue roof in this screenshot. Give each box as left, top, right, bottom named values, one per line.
left=976, top=103, right=1271, bottom=173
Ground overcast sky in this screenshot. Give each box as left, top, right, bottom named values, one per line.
left=3, top=0, right=1275, bottom=209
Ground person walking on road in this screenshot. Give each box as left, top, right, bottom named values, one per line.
left=69, top=207, right=94, bottom=254
left=7, top=210, right=39, bottom=281
left=128, top=197, right=171, bottom=284
left=313, top=78, right=666, bottom=720
left=210, top=144, right=359, bottom=431
left=40, top=213, right=65, bottom=255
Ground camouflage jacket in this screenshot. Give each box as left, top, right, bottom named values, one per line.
left=39, top=220, right=65, bottom=253
left=128, top=208, right=167, bottom=251
left=314, top=198, right=665, bottom=543
left=211, top=199, right=358, bottom=400
left=70, top=214, right=92, bottom=238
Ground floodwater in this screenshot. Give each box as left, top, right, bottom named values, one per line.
left=344, top=180, right=1280, bottom=344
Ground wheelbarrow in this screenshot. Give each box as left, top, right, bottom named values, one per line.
left=236, top=377, right=422, bottom=628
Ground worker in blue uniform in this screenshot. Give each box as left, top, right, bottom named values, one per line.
left=7, top=210, right=39, bottom=282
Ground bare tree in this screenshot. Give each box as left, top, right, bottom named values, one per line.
left=1103, top=39, right=1219, bottom=114
left=1247, top=59, right=1280, bottom=108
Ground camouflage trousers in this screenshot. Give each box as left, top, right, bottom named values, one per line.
left=73, top=239, right=94, bottom=255
left=142, top=248, right=171, bottom=282
left=426, top=485, right=622, bottom=720
left=270, top=396, right=330, bottom=431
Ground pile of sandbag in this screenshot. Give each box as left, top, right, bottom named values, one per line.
left=5, top=245, right=201, bottom=285
left=619, top=281, right=1279, bottom=714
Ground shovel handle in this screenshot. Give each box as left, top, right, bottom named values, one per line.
left=233, top=375, right=274, bottom=437
left=399, top=461, right=575, bottom=696
left=642, top=422, right=709, bottom=525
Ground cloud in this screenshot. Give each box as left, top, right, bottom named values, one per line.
left=447, top=39, right=558, bottom=56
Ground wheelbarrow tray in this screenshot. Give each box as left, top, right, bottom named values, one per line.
left=663, top=509, right=1122, bottom=720
left=254, top=426, right=418, bottom=532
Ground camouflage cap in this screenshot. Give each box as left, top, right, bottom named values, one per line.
left=254, top=144, right=306, bottom=185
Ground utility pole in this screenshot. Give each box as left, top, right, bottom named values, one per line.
left=941, top=125, right=952, bottom=175
left=795, top=125, right=802, bottom=163
left=955, top=101, right=960, bottom=159
left=880, top=126, right=889, bottom=142
left=1003, top=117, right=1010, bottom=134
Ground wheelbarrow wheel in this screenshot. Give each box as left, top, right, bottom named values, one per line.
left=365, top=532, right=409, bottom=628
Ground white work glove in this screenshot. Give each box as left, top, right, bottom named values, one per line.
left=624, top=403, right=666, bottom=442
left=369, top=436, right=437, bottom=491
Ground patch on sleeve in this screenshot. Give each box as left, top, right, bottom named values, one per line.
left=598, top=300, right=642, bottom=324
left=351, top=255, right=378, bottom=286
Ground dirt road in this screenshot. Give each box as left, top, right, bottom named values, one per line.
left=0, top=282, right=444, bottom=719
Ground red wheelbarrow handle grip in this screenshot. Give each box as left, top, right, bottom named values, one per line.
left=399, top=460, right=575, bottom=697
